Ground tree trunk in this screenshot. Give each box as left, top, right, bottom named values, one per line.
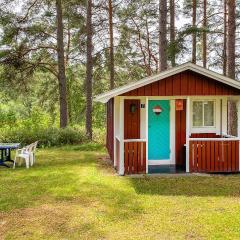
left=192, top=0, right=196, bottom=64
left=159, top=0, right=167, bottom=71
left=108, top=0, right=114, bottom=89
left=227, top=0, right=236, bottom=136
left=227, top=0, right=236, bottom=79
left=170, top=0, right=175, bottom=67
left=56, top=0, right=68, bottom=128
left=85, top=0, right=93, bottom=140
left=223, top=0, right=227, bottom=75
left=202, top=0, right=207, bottom=68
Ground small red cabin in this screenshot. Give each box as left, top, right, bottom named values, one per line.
left=96, top=63, right=240, bottom=175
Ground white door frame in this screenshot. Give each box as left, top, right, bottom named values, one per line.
left=147, top=98, right=175, bottom=166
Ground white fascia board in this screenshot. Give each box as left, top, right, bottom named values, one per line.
left=95, top=62, right=240, bottom=103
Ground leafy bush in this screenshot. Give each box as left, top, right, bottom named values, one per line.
left=0, top=104, right=106, bottom=148
left=0, top=126, right=88, bottom=148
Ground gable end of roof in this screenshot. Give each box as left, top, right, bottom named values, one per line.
left=95, top=62, right=240, bottom=103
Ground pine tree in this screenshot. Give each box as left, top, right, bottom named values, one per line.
left=227, top=0, right=236, bottom=79
left=108, top=0, right=114, bottom=89
left=223, top=0, right=227, bottom=75
left=170, top=0, right=176, bottom=67
left=192, top=0, right=196, bottom=64
left=56, top=0, right=68, bottom=128
left=202, top=0, right=207, bottom=68
left=85, top=0, right=93, bottom=140
left=159, top=0, right=167, bottom=71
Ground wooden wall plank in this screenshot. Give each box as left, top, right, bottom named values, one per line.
left=193, top=142, right=198, bottom=172
left=206, top=142, right=211, bottom=171
left=210, top=142, right=215, bottom=172
left=133, top=142, right=137, bottom=174
left=236, top=141, right=239, bottom=172
left=223, top=142, right=228, bottom=171
left=198, top=142, right=202, bottom=172
left=195, top=74, right=203, bottom=95
left=143, top=142, right=146, bottom=173
left=158, top=79, right=166, bottom=95
left=166, top=76, right=173, bottom=95
left=124, top=143, right=129, bottom=174
left=202, top=142, right=206, bottom=171
left=138, top=87, right=145, bottom=96
left=189, top=141, right=193, bottom=172
left=215, top=142, right=219, bottom=172
left=232, top=141, right=236, bottom=172
left=137, top=142, right=141, bottom=172
left=202, top=78, right=209, bottom=95
left=129, top=142, right=133, bottom=174
left=152, top=81, right=159, bottom=95
left=219, top=142, right=223, bottom=172
left=188, top=72, right=196, bottom=95
left=228, top=142, right=232, bottom=172
left=209, top=81, right=216, bottom=95
left=180, top=72, right=188, bottom=95
left=173, top=74, right=181, bottom=95
left=145, top=84, right=152, bottom=96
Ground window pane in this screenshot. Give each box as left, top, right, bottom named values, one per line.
left=193, top=102, right=203, bottom=127
left=204, top=101, right=214, bottom=126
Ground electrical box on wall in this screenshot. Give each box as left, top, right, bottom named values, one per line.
left=176, top=99, right=184, bottom=111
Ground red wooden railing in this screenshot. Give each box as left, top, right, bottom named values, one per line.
left=124, top=141, right=146, bottom=174
left=189, top=139, right=240, bottom=173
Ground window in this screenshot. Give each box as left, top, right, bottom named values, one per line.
left=192, top=101, right=215, bottom=127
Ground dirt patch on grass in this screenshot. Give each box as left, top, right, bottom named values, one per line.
left=0, top=203, right=71, bottom=239
left=0, top=199, right=107, bottom=240
left=96, top=155, right=116, bottom=175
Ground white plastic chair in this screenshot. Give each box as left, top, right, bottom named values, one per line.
left=13, top=145, right=31, bottom=169
left=30, top=141, right=38, bottom=166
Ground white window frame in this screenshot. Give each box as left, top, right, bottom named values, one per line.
left=191, top=99, right=216, bottom=131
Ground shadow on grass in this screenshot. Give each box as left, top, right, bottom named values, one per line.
left=130, top=176, right=240, bottom=197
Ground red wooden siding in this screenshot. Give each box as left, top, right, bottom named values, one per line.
left=175, top=100, right=186, bottom=168
left=124, top=99, right=140, bottom=139
left=189, top=140, right=239, bottom=173
left=106, top=98, right=114, bottom=161
left=121, top=70, right=240, bottom=96
left=124, top=141, right=146, bottom=174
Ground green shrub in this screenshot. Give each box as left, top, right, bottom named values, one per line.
left=0, top=126, right=88, bottom=148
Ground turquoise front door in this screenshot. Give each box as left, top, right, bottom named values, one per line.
left=148, top=100, right=170, bottom=160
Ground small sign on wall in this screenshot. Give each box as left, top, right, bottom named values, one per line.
left=176, top=99, right=184, bottom=111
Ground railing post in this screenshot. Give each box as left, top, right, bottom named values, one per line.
left=186, top=97, right=190, bottom=173
left=119, top=97, right=125, bottom=175
left=237, top=100, right=240, bottom=171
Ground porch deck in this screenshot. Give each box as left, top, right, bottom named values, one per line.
left=148, top=165, right=185, bottom=174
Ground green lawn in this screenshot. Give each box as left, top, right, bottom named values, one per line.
left=1, top=145, right=240, bottom=239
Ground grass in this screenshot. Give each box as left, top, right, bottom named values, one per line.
left=1, top=145, right=240, bottom=239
